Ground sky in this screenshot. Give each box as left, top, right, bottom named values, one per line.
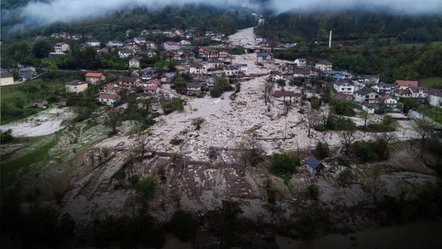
left=13, top=0, right=442, bottom=25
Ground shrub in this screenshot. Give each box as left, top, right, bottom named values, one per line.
left=220, top=200, right=243, bottom=227
left=168, top=210, right=199, bottom=242
left=307, top=184, right=320, bottom=201
left=338, top=168, right=356, bottom=187
left=314, top=142, right=329, bottom=159
left=336, top=156, right=351, bottom=167
left=270, top=153, right=300, bottom=176
left=330, top=100, right=356, bottom=116
left=0, top=129, right=14, bottom=143
left=310, top=97, right=321, bottom=109
left=266, top=185, right=277, bottom=205
left=352, top=138, right=389, bottom=163
left=136, top=177, right=156, bottom=201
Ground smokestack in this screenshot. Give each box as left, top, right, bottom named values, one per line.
left=329, top=30, right=332, bottom=48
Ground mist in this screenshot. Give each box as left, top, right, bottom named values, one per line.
left=10, top=0, right=442, bottom=26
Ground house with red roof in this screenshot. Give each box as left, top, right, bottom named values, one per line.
left=85, top=72, right=105, bottom=84
left=101, top=83, right=119, bottom=95
left=98, top=93, right=119, bottom=106
left=395, top=80, right=418, bottom=89
left=381, top=95, right=397, bottom=106
left=144, top=84, right=160, bottom=95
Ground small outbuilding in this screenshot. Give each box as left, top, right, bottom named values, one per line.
left=305, top=156, right=325, bottom=176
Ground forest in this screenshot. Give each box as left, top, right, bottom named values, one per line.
left=255, top=11, right=442, bottom=43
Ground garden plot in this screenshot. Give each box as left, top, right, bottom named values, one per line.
left=0, top=107, right=74, bottom=137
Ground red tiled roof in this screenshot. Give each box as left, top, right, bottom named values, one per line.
left=273, top=90, right=300, bottom=97
left=85, top=72, right=103, bottom=78
left=148, top=79, right=160, bottom=85
left=382, top=95, right=392, bottom=101
left=99, top=93, right=118, bottom=99
left=334, top=92, right=350, bottom=100
left=105, top=83, right=117, bottom=90
left=144, top=85, right=158, bottom=91
left=396, top=80, right=418, bottom=87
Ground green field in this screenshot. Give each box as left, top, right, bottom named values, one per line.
left=0, top=71, right=84, bottom=124
left=419, top=77, right=442, bottom=90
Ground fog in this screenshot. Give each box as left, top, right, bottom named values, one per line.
left=12, top=0, right=442, bottom=25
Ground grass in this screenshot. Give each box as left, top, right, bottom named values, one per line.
left=273, top=173, right=291, bottom=187
left=419, top=77, right=442, bottom=90
left=1, top=134, right=59, bottom=188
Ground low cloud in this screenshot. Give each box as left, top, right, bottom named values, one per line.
left=13, top=0, right=442, bottom=26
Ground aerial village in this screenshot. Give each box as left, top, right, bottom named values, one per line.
left=1, top=18, right=442, bottom=236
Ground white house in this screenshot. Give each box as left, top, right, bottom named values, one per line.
left=409, top=87, right=429, bottom=99
left=86, top=40, right=100, bottom=47
left=179, top=40, right=191, bottom=46
left=145, top=41, right=156, bottom=49
left=54, top=42, right=70, bottom=52
left=354, top=87, right=381, bottom=104
left=107, top=40, right=124, bottom=47
left=428, top=90, right=442, bottom=108
left=144, top=84, right=160, bottom=95
left=134, top=37, right=146, bottom=45
left=362, top=103, right=376, bottom=114
left=187, top=82, right=201, bottom=92
left=333, top=81, right=355, bottom=94
left=129, top=58, right=140, bottom=68
left=361, top=75, right=380, bottom=84
left=382, top=95, right=398, bottom=106
left=255, top=35, right=264, bottom=43
left=118, top=49, right=134, bottom=58
left=189, top=63, right=207, bottom=75
left=162, top=42, right=180, bottom=50
left=224, top=65, right=239, bottom=76
left=373, top=82, right=395, bottom=95
left=207, top=59, right=224, bottom=69
left=65, top=80, right=88, bottom=94
left=294, top=58, right=307, bottom=67
left=315, top=60, right=333, bottom=71
left=236, top=64, right=248, bottom=74
left=98, top=93, right=119, bottom=106
left=256, top=53, right=272, bottom=63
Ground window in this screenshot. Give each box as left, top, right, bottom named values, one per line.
left=375, top=95, right=379, bottom=98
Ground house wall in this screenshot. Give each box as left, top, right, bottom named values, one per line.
left=429, top=95, right=442, bottom=107
left=315, top=64, right=332, bottom=71
left=334, top=84, right=354, bottom=94
left=66, top=84, right=88, bottom=93
left=86, top=77, right=100, bottom=84
left=0, top=76, right=14, bottom=86
left=362, top=105, right=375, bottom=114
left=99, top=98, right=116, bottom=106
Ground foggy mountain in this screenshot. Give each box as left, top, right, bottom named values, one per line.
left=3, top=0, right=442, bottom=27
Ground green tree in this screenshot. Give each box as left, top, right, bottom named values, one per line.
left=136, top=177, right=156, bottom=202
left=33, top=40, right=52, bottom=58
left=168, top=210, right=199, bottom=242
left=338, top=168, right=356, bottom=187
left=270, top=153, right=300, bottom=176
left=314, top=141, right=329, bottom=159
left=220, top=200, right=243, bottom=227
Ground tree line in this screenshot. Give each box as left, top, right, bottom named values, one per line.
left=256, top=11, right=442, bottom=43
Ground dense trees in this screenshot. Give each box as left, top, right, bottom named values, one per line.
left=256, top=11, right=442, bottom=43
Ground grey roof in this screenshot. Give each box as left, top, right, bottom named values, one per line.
left=187, top=82, right=201, bottom=88
left=356, top=87, right=376, bottom=95
left=0, top=71, right=13, bottom=78
left=257, top=53, right=270, bottom=58
left=66, top=80, right=86, bottom=86
left=316, top=60, right=332, bottom=65
left=306, top=156, right=321, bottom=169
left=323, top=70, right=352, bottom=76
left=208, top=59, right=223, bottom=63
left=19, top=67, right=35, bottom=72
left=429, top=89, right=442, bottom=97
left=334, top=81, right=354, bottom=86
left=119, top=76, right=138, bottom=82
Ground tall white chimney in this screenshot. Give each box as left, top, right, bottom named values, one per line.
left=329, top=30, right=332, bottom=48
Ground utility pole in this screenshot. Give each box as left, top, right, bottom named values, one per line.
left=329, top=30, right=332, bottom=48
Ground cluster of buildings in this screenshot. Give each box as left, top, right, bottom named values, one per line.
left=333, top=78, right=442, bottom=112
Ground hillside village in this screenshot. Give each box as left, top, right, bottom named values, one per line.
left=1, top=13, right=442, bottom=249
